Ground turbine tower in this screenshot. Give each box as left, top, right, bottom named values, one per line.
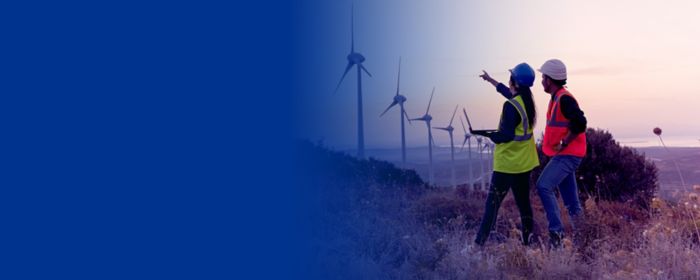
left=487, top=141, right=495, bottom=175
left=433, top=105, right=458, bottom=188
left=380, top=57, right=411, bottom=166
left=459, top=116, right=473, bottom=190
left=483, top=140, right=494, bottom=182
left=334, top=5, right=372, bottom=158
left=477, top=136, right=485, bottom=190
left=411, top=88, right=436, bottom=184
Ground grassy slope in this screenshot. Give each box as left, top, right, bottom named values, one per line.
left=299, top=141, right=700, bottom=279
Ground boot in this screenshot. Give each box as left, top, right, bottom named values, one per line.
left=523, top=233, right=538, bottom=246
left=549, top=231, right=563, bottom=249
left=522, top=229, right=535, bottom=246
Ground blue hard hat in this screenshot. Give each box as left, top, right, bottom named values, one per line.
left=509, top=63, right=535, bottom=87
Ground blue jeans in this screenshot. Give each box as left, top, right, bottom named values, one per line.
left=536, top=155, right=583, bottom=234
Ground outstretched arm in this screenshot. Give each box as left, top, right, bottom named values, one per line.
left=479, top=70, right=499, bottom=87
left=480, top=70, right=512, bottom=99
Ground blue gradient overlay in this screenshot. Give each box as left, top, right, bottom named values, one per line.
left=1, top=0, right=298, bottom=279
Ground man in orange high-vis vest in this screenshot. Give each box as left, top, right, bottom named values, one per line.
left=536, top=59, right=588, bottom=248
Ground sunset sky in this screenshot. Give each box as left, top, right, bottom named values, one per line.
left=296, top=0, right=700, bottom=149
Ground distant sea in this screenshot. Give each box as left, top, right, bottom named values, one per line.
left=332, top=136, right=700, bottom=189
left=617, top=136, right=700, bottom=148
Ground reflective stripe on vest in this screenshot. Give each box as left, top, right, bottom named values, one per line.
left=507, top=98, right=533, bottom=141
left=547, top=94, right=570, bottom=128
left=542, top=88, right=587, bottom=157
left=493, top=95, right=540, bottom=174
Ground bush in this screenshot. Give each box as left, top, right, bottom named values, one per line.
left=532, top=128, right=659, bottom=210
left=297, top=137, right=700, bottom=278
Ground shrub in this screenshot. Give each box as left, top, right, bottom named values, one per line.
left=532, top=128, right=659, bottom=211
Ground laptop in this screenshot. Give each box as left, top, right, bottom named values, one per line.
left=463, top=108, right=498, bottom=134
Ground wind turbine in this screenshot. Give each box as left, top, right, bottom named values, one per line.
left=334, top=4, right=372, bottom=158
left=459, top=116, right=473, bottom=190
left=433, top=105, right=458, bottom=188
left=488, top=141, right=495, bottom=174
left=380, top=57, right=411, bottom=166
left=482, top=140, right=494, bottom=181
left=478, top=138, right=496, bottom=190
left=477, top=136, right=485, bottom=190
left=411, top=88, right=436, bottom=184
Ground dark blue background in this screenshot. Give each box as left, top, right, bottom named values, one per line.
left=0, top=1, right=300, bottom=278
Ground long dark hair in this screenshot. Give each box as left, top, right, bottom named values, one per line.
left=510, top=76, right=537, bottom=127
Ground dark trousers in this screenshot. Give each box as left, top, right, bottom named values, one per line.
left=474, top=171, right=534, bottom=245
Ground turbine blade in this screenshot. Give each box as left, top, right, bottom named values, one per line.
left=433, top=127, right=449, bottom=131
left=360, top=64, right=372, bottom=77
left=396, top=56, right=401, bottom=96
left=403, top=107, right=412, bottom=125
left=351, top=3, right=354, bottom=53
left=334, top=62, right=354, bottom=93
left=460, top=137, right=468, bottom=152
left=380, top=101, right=399, bottom=117
left=462, top=108, right=472, bottom=129
left=426, top=87, right=435, bottom=115
left=459, top=117, right=467, bottom=134
left=449, top=105, right=458, bottom=127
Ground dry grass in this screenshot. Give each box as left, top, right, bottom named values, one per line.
left=315, top=184, right=700, bottom=279
left=303, top=141, right=700, bottom=279
left=425, top=189, right=700, bottom=279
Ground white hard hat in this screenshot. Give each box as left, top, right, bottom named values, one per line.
left=538, top=59, right=567, bottom=80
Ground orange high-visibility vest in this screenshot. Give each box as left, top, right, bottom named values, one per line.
left=542, top=88, right=586, bottom=157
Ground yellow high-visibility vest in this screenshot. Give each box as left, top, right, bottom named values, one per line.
left=493, top=95, right=540, bottom=174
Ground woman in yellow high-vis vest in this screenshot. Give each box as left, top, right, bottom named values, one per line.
left=473, top=63, right=540, bottom=246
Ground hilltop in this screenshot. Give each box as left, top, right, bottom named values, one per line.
left=299, top=140, right=700, bottom=279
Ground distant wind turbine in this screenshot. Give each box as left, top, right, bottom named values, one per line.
left=483, top=140, right=494, bottom=178
left=380, top=57, right=411, bottom=166
left=489, top=142, right=495, bottom=174
left=411, top=88, right=437, bottom=184
left=433, top=105, right=458, bottom=188
left=477, top=136, right=485, bottom=190
left=459, top=116, right=473, bottom=190
left=334, top=4, right=372, bottom=158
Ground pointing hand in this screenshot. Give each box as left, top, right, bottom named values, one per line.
left=479, top=70, right=492, bottom=81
